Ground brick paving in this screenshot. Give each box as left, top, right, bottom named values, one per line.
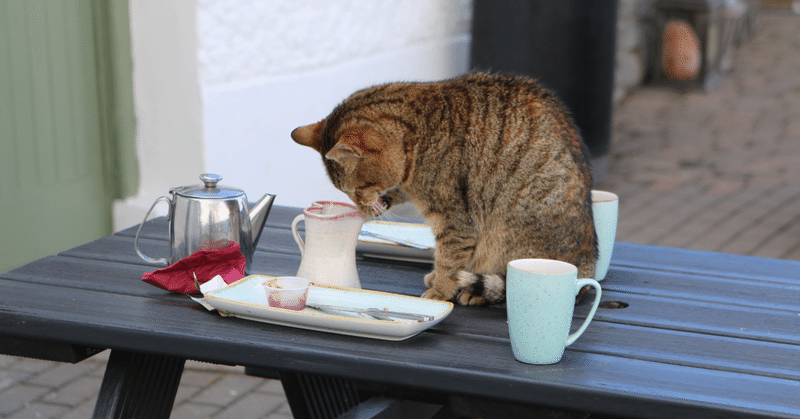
left=607, top=13, right=800, bottom=261
left=2, top=12, right=799, bottom=419
left=0, top=353, right=292, bottom=419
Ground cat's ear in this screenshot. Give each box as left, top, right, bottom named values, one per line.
left=325, top=143, right=362, bottom=164
left=324, top=127, right=369, bottom=164
left=291, top=120, right=325, bottom=151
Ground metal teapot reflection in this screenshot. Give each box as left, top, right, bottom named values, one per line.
left=134, top=173, right=275, bottom=273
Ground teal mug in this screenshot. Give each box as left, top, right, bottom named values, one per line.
left=507, top=259, right=602, bottom=364
left=591, top=190, right=619, bottom=281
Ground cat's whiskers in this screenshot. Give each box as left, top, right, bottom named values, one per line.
left=365, top=202, right=393, bottom=222
left=375, top=207, right=404, bottom=223
left=371, top=201, right=383, bottom=215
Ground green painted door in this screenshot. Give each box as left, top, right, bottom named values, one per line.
left=0, top=0, right=137, bottom=273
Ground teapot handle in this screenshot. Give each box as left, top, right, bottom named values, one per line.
left=291, top=214, right=305, bottom=257
left=134, top=196, right=171, bottom=265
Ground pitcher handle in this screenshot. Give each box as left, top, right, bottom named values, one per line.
left=566, top=278, right=602, bottom=346
left=134, top=196, right=171, bottom=265
left=291, top=214, right=305, bottom=257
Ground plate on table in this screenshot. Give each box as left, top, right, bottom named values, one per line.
left=357, top=221, right=435, bottom=263
left=201, top=275, right=453, bottom=341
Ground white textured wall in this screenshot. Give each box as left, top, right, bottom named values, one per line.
left=197, top=0, right=473, bottom=84
left=197, top=0, right=473, bottom=209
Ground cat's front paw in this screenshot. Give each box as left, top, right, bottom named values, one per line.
left=456, top=290, right=487, bottom=306
left=422, top=269, right=458, bottom=301
left=423, top=271, right=435, bottom=287
left=421, top=287, right=453, bottom=301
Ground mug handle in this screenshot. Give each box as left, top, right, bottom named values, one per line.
left=565, top=278, right=602, bottom=346
left=291, top=214, right=305, bottom=257
left=134, top=196, right=171, bottom=265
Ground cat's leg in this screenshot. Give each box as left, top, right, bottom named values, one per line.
left=420, top=214, right=478, bottom=302
left=421, top=253, right=472, bottom=302
left=423, top=271, right=436, bottom=287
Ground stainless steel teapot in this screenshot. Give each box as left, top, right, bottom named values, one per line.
left=134, top=173, right=275, bottom=273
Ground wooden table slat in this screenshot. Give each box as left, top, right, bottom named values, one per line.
left=602, top=265, right=800, bottom=312
left=570, top=321, right=800, bottom=381
left=593, top=290, right=800, bottom=345
left=612, top=242, right=800, bottom=283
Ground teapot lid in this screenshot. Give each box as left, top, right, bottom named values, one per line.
left=175, top=174, right=244, bottom=199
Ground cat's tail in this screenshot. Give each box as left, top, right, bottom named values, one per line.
left=455, top=271, right=506, bottom=304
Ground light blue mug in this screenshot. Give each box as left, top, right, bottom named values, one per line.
left=591, top=190, right=619, bottom=281
left=507, top=259, right=602, bottom=364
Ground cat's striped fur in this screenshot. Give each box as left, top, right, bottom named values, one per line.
left=291, top=72, right=597, bottom=305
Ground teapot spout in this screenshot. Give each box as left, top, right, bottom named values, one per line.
left=249, top=193, right=276, bottom=251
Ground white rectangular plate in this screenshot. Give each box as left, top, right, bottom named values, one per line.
left=358, top=221, right=435, bottom=263
left=202, top=276, right=453, bottom=341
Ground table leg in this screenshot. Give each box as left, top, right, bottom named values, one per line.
left=278, top=372, right=449, bottom=419
left=92, top=350, right=186, bottom=419
left=279, top=371, right=361, bottom=419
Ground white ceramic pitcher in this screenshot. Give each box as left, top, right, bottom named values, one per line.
left=291, top=201, right=365, bottom=289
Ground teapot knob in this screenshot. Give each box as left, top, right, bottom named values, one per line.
left=200, top=173, right=222, bottom=188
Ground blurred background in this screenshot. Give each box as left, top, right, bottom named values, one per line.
left=2, top=0, right=797, bottom=272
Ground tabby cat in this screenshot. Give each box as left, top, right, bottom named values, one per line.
left=291, top=72, right=597, bottom=305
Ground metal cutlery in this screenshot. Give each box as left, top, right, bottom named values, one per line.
left=305, top=303, right=434, bottom=322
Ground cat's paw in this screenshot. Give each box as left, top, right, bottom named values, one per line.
left=423, top=271, right=435, bottom=287
left=456, top=290, right=487, bottom=306
left=421, top=287, right=453, bottom=301
left=422, top=269, right=458, bottom=301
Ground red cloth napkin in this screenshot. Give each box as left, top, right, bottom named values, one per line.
left=142, top=242, right=246, bottom=294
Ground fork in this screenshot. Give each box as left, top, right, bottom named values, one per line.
left=305, top=303, right=434, bottom=322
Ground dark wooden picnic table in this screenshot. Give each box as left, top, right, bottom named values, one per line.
left=1, top=205, right=799, bottom=419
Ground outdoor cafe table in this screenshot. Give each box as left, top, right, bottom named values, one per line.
left=1, top=205, right=799, bottom=419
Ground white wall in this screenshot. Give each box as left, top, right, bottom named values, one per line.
left=116, top=0, right=205, bottom=231
left=198, top=0, right=472, bottom=209
left=116, top=0, right=472, bottom=230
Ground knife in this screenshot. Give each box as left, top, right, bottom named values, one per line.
left=306, top=303, right=434, bottom=322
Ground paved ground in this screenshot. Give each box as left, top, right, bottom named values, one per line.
left=2, top=12, right=799, bottom=419
left=606, top=12, right=800, bottom=261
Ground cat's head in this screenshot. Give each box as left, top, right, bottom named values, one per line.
left=291, top=114, right=410, bottom=217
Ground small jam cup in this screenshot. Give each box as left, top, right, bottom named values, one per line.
left=262, top=277, right=310, bottom=311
